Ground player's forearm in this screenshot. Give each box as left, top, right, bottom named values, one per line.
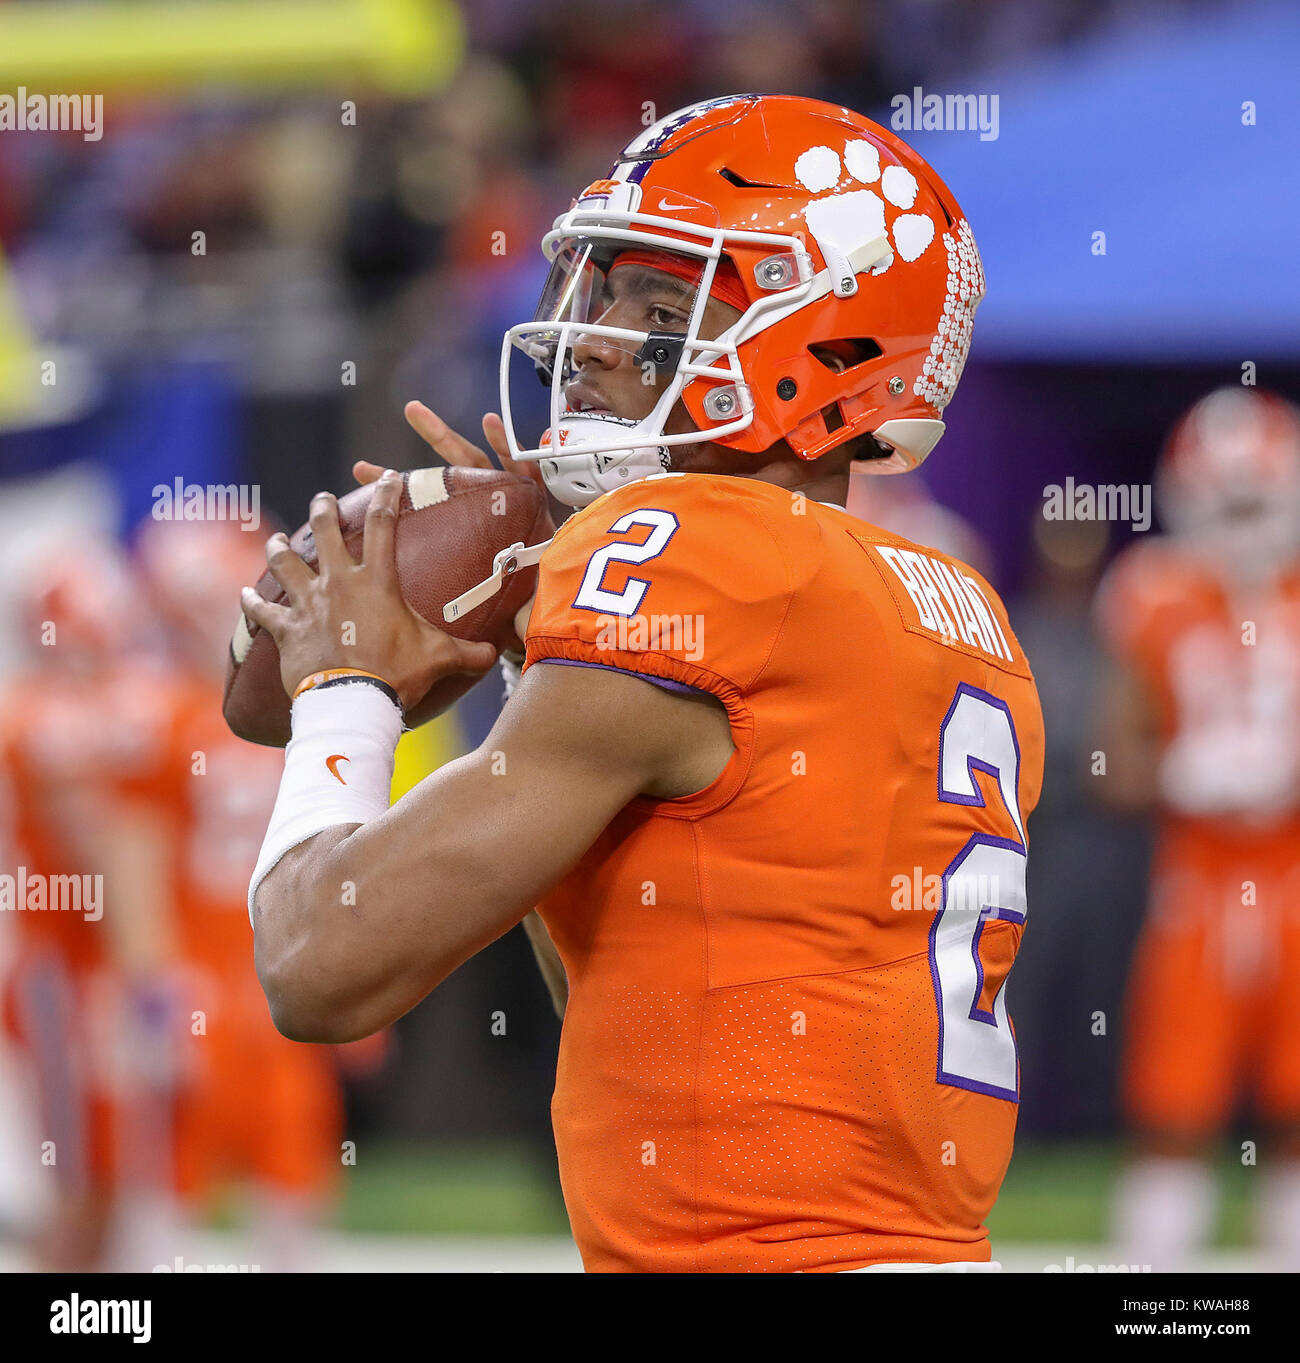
left=1093, top=749, right=1161, bottom=812
left=246, top=678, right=444, bottom=1041
left=1089, top=716, right=1162, bottom=812
left=250, top=663, right=696, bottom=1042
left=254, top=832, right=491, bottom=1042
left=253, top=746, right=558, bottom=1042
left=253, top=828, right=376, bottom=1042
left=95, top=806, right=180, bottom=979
left=254, top=821, right=522, bottom=1043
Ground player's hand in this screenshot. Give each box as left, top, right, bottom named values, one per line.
left=353, top=401, right=547, bottom=495
left=239, top=470, right=498, bottom=710
left=354, top=402, right=544, bottom=647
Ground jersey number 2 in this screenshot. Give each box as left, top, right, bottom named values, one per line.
left=931, top=683, right=1027, bottom=1102
left=573, top=509, right=680, bottom=616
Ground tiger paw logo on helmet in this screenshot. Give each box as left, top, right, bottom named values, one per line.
left=790, top=137, right=986, bottom=417
left=500, top=94, right=987, bottom=508
left=794, top=139, right=938, bottom=268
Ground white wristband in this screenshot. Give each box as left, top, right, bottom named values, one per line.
left=247, top=680, right=402, bottom=927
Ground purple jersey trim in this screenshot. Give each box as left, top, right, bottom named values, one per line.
left=532, top=656, right=706, bottom=697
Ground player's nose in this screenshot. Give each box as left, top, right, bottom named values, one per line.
left=571, top=320, right=624, bottom=371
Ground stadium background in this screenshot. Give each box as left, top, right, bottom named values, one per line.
left=0, top=0, right=1295, bottom=1270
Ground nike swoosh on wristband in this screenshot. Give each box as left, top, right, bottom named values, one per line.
left=326, top=754, right=350, bottom=785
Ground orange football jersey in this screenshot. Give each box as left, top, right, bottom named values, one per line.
left=138, top=673, right=289, bottom=981
left=0, top=663, right=180, bottom=1188
left=1095, top=539, right=1300, bottom=837
left=0, top=664, right=172, bottom=969
left=524, top=472, right=1045, bottom=1272
left=1095, top=541, right=1300, bottom=1133
left=107, top=670, right=342, bottom=1197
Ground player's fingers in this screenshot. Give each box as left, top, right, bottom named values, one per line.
left=481, top=412, right=513, bottom=466
left=263, top=533, right=313, bottom=601
left=484, top=412, right=546, bottom=491
left=239, top=586, right=289, bottom=641
left=352, top=460, right=386, bottom=486
left=362, top=469, right=401, bottom=579
left=404, top=400, right=492, bottom=468
left=307, top=492, right=350, bottom=575
left=448, top=636, right=499, bottom=676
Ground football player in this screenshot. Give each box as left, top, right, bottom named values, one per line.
left=1095, top=386, right=1300, bottom=1270
left=0, top=540, right=157, bottom=1269
left=128, top=518, right=346, bottom=1270
left=241, top=95, right=1044, bottom=1271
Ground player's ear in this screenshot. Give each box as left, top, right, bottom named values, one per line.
left=809, top=340, right=880, bottom=375
left=808, top=344, right=849, bottom=374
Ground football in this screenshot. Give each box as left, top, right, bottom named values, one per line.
left=224, top=466, right=553, bottom=747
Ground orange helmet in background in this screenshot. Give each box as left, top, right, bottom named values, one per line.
left=17, top=538, right=138, bottom=669
left=502, top=93, right=984, bottom=506
left=1156, top=386, right=1300, bottom=574
left=134, top=517, right=269, bottom=672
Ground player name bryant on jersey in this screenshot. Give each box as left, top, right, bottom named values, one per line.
left=874, top=546, right=1014, bottom=662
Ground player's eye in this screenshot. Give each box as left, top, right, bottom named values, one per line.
left=648, top=303, right=688, bottom=330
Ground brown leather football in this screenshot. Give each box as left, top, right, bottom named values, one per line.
left=224, top=466, right=553, bottom=747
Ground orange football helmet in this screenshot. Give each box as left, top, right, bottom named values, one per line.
left=1156, top=386, right=1300, bottom=572
left=501, top=93, right=984, bottom=506
left=134, top=517, right=270, bottom=670
left=17, top=538, right=138, bottom=668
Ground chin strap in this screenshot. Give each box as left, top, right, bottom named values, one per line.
left=443, top=538, right=552, bottom=623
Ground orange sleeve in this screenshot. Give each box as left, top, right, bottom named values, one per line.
left=105, top=675, right=191, bottom=813
left=1092, top=542, right=1185, bottom=691
left=523, top=473, right=796, bottom=705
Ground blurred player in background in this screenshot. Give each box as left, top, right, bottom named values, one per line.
left=1095, top=386, right=1300, bottom=1270
left=127, top=517, right=349, bottom=1270
left=0, top=542, right=159, bottom=1269
left=0, top=521, right=354, bottom=1270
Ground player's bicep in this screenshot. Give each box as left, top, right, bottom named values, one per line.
left=373, top=662, right=662, bottom=918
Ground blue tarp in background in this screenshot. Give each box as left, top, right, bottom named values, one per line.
left=896, top=0, right=1299, bottom=360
